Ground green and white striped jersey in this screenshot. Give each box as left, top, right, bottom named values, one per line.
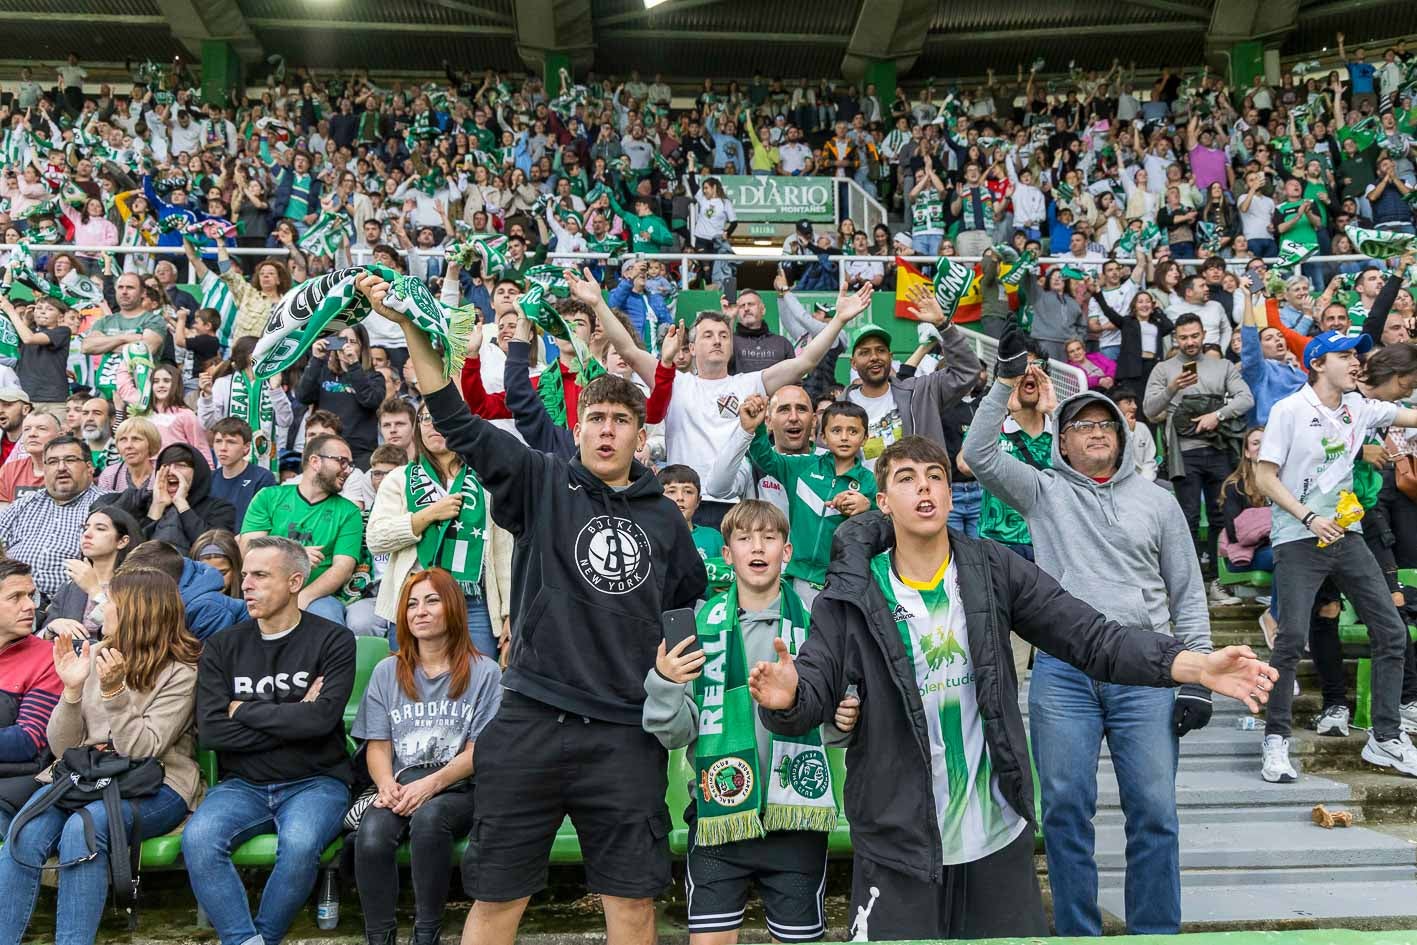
left=873, top=552, right=1026, bottom=866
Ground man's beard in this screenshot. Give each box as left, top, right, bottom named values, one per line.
left=81, top=425, right=107, bottom=444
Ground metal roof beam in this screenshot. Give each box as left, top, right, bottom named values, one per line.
left=595, top=0, right=725, bottom=27
left=841, top=0, right=934, bottom=81
left=1122, top=0, right=1211, bottom=19
left=154, top=0, right=264, bottom=64
left=248, top=17, right=514, bottom=35
left=514, top=0, right=595, bottom=75
left=600, top=29, right=848, bottom=45
left=0, top=11, right=165, bottom=25
left=924, top=21, right=1205, bottom=43
left=422, top=0, right=515, bottom=24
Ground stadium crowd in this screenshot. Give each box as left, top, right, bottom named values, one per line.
left=0, top=34, right=1413, bottom=945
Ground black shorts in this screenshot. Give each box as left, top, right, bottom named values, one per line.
left=461, top=691, right=671, bottom=901
left=684, top=825, right=828, bottom=942
left=848, top=827, right=1045, bottom=941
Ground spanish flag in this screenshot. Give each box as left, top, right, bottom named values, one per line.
left=894, top=256, right=930, bottom=321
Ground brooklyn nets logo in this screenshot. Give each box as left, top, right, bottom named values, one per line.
left=574, top=515, right=652, bottom=594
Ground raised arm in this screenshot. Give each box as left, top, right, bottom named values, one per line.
left=961, top=374, right=1047, bottom=516
left=762, top=284, right=873, bottom=394
left=565, top=268, right=657, bottom=384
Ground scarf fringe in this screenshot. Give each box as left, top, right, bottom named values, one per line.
left=763, top=804, right=838, bottom=835
left=447, top=304, right=481, bottom=379
left=695, top=811, right=766, bottom=848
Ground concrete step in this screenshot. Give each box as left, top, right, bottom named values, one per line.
left=1101, top=868, right=1417, bottom=926
left=1092, top=820, right=1415, bottom=871
left=1097, top=767, right=1355, bottom=810
left=1093, top=803, right=1347, bottom=826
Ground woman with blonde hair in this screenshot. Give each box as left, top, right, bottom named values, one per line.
left=352, top=567, right=501, bottom=945
left=97, top=415, right=161, bottom=492
left=0, top=568, right=202, bottom=945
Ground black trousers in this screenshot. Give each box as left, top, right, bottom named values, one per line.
left=354, top=786, right=473, bottom=938
left=1172, top=446, right=1234, bottom=575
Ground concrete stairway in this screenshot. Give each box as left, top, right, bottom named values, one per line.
left=1029, top=604, right=1417, bottom=931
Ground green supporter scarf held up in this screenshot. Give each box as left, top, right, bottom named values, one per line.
left=405, top=457, right=487, bottom=596
left=692, top=581, right=835, bottom=846
left=231, top=369, right=277, bottom=472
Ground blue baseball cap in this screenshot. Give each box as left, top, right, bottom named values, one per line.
left=1303, top=330, right=1373, bottom=369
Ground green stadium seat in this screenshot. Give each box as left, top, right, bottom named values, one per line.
left=346, top=636, right=392, bottom=729
left=138, top=832, right=185, bottom=869
left=1218, top=557, right=1273, bottom=588
left=230, top=834, right=344, bottom=868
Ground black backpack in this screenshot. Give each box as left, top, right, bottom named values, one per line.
left=6, top=747, right=165, bottom=928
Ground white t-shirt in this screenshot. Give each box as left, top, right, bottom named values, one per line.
left=1238, top=193, right=1276, bottom=241
left=1258, top=385, right=1398, bottom=546
left=779, top=142, right=812, bottom=175
left=57, top=65, right=87, bottom=87
left=1088, top=281, right=1139, bottom=349
left=665, top=371, right=767, bottom=503
left=849, top=387, right=902, bottom=472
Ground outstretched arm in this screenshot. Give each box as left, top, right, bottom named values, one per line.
left=762, top=284, right=873, bottom=394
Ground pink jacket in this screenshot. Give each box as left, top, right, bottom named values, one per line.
left=1075, top=351, right=1118, bottom=389
left=61, top=205, right=119, bottom=248
left=1218, top=506, right=1272, bottom=567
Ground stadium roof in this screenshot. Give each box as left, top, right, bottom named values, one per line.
left=2, top=0, right=1415, bottom=84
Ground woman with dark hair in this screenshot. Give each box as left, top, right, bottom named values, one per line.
left=1089, top=287, right=1175, bottom=396
left=0, top=569, right=202, bottom=945
left=1200, top=181, right=1238, bottom=253
left=365, top=405, right=506, bottom=655
left=196, top=334, right=294, bottom=469
left=189, top=528, right=243, bottom=598
left=296, top=323, right=385, bottom=467
left=42, top=506, right=144, bottom=635
left=116, top=361, right=209, bottom=461
left=352, top=568, right=501, bottom=945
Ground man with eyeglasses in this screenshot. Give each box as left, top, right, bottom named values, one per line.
left=0, top=436, right=103, bottom=605
left=238, top=434, right=364, bottom=625
left=964, top=336, right=1210, bottom=937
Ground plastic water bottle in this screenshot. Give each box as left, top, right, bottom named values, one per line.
left=315, top=870, right=339, bottom=930
left=1235, top=717, right=1259, bottom=731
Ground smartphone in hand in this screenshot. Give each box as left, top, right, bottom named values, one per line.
left=661, top=608, right=701, bottom=658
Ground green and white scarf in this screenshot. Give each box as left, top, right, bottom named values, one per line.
left=932, top=257, right=977, bottom=324
left=231, top=370, right=277, bottom=472
left=1274, top=238, right=1318, bottom=272
left=516, top=273, right=607, bottom=426
left=692, top=582, right=835, bottom=846
left=250, top=265, right=380, bottom=380
left=1000, top=250, right=1038, bottom=288
left=298, top=209, right=352, bottom=258
left=0, top=310, right=19, bottom=362
left=200, top=271, right=238, bottom=354
left=1345, top=224, right=1417, bottom=261
left=58, top=270, right=103, bottom=307
left=98, top=342, right=153, bottom=411
left=406, top=457, right=487, bottom=595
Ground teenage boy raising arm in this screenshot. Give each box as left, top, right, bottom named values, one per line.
left=354, top=273, right=706, bottom=945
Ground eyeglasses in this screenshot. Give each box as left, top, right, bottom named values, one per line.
left=43, top=456, right=89, bottom=467
left=1064, top=420, right=1122, bottom=435
left=417, top=414, right=434, bottom=425
left=316, top=454, right=353, bottom=469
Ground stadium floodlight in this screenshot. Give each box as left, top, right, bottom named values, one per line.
left=644, top=0, right=671, bottom=8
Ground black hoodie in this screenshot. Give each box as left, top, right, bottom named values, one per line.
left=761, top=512, right=1184, bottom=883
left=424, top=384, right=707, bottom=724
left=731, top=322, right=795, bottom=375
left=96, top=443, right=236, bottom=548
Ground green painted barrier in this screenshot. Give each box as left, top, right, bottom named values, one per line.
left=904, top=935, right=1417, bottom=945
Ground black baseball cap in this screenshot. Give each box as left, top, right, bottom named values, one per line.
left=796, top=219, right=813, bottom=235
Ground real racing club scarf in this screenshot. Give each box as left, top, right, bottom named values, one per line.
left=1345, top=223, right=1417, bottom=260
left=96, top=342, right=153, bottom=411
left=231, top=369, right=277, bottom=472
left=516, top=276, right=606, bottom=427
left=692, top=580, right=835, bottom=846
left=406, top=457, right=487, bottom=596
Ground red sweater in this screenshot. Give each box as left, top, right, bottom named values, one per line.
left=0, top=635, right=63, bottom=763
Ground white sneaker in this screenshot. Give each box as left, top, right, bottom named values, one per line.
left=1316, top=705, right=1351, bottom=737
left=1208, top=581, right=1242, bottom=606
left=1362, top=731, right=1417, bottom=778
left=1261, top=734, right=1298, bottom=783
left=1401, top=702, right=1417, bottom=735
left=1255, top=595, right=1272, bottom=607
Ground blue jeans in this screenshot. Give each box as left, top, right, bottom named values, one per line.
left=948, top=481, right=982, bottom=538
left=1030, top=652, right=1180, bottom=935
left=388, top=593, right=496, bottom=657
left=1247, top=237, right=1276, bottom=259
left=181, top=775, right=349, bottom=945
left=304, top=595, right=346, bottom=624
left=0, top=784, right=188, bottom=945
left=1100, top=344, right=1122, bottom=362
left=911, top=233, right=943, bottom=258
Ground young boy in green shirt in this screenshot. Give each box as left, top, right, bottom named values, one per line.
left=742, top=397, right=876, bottom=607
left=643, top=500, right=858, bottom=944
left=659, top=464, right=734, bottom=593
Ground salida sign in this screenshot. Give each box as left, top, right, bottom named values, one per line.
left=717, top=176, right=836, bottom=223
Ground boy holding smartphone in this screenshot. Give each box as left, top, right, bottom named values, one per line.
left=644, top=499, right=858, bottom=944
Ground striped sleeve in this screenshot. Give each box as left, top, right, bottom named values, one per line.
left=0, top=639, right=64, bottom=762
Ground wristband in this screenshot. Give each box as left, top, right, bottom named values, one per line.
left=1302, top=511, right=1317, bottom=528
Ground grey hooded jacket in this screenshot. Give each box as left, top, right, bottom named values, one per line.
left=961, top=384, right=1211, bottom=652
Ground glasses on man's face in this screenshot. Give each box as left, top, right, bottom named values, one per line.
left=317, top=454, right=353, bottom=470
left=1064, top=420, right=1122, bottom=435
left=43, top=456, right=88, bottom=468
